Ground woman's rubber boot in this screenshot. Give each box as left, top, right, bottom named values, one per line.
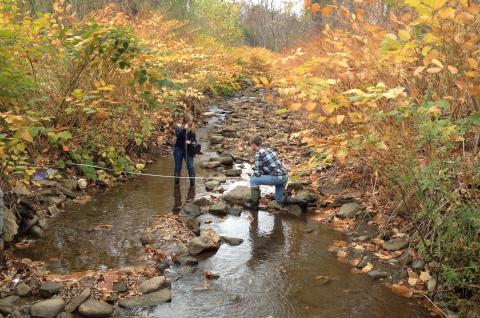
left=245, top=186, right=260, bottom=210
left=174, top=174, right=180, bottom=185
left=189, top=178, right=195, bottom=187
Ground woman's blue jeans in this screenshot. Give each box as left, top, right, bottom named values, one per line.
left=174, top=146, right=195, bottom=183
left=250, top=175, right=288, bottom=203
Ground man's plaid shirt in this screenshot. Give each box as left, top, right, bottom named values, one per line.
left=254, top=147, right=288, bottom=177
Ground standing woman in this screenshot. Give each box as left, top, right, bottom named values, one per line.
left=173, top=112, right=197, bottom=186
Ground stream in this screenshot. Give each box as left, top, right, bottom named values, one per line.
left=15, top=101, right=430, bottom=318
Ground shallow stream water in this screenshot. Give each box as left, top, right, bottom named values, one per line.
left=15, top=102, right=430, bottom=318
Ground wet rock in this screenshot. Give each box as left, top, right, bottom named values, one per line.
left=140, top=232, right=158, bottom=246
left=65, top=288, right=91, bottom=313
left=112, top=281, right=127, bottom=293
left=217, top=156, right=234, bottom=166
left=286, top=205, right=303, bottom=216
left=314, top=275, right=331, bottom=286
left=221, top=236, right=244, bottom=246
left=367, top=270, right=389, bottom=280
left=204, top=180, right=220, bottom=191
left=179, top=203, right=202, bottom=223
left=224, top=186, right=251, bottom=204
left=15, top=282, right=31, bottom=297
left=175, top=255, right=198, bottom=266
left=30, top=225, right=45, bottom=238
left=318, top=184, right=344, bottom=196
left=209, top=135, right=224, bottom=144
left=412, top=260, right=425, bottom=272
left=336, top=203, right=363, bottom=219
left=202, top=161, right=221, bottom=169
left=78, top=299, right=113, bottom=317
left=267, top=200, right=286, bottom=211
left=332, top=192, right=362, bottom=208
left=173, top=242, right=189, bottom=256
left=39, top=281, right=64, bottom=298
left=209, top=203, right=228, bottom=215
left=304, top=224, right=318, bottom=234
left=224, top=169, right=242, bottom=177
left=356, top=256, right=370, bottom=269
left=30, top=298, right=65, bottom=318
left=192, top=197, right=210, bottom=206
left=118, top=289, right=171, bottom=309
left=187, top=228, right=221, bottom=255
left=228, top=207, right=242, bottom=216
left=383, top=239, right=409, bottom=251
left=205, top=272, right=220, bottom=280
left=139, top=277, right=166, bottom=295
left=207, top=175, right=227, bottom=183
left=295, top=190, right=317, bottom=203
left=156, top=261, right=170, bottom=273
left=22, top=216, right=39, bottom=233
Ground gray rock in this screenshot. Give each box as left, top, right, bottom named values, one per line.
left=367, top=270, right=389, bottom=280
left=30, top=298, right=65, bottom=318
left=353, top=234, right=371, bottom=242
left=139, top=277, right=165, bottom=295
left=336, top=203, right=363, bottom=219
left=180, top=203, right=201, bottom=217
left=218, top=157, right=234, bottom=166
left=332, top=192, right=362, bottom=208
left=0, top=295, right=20, bottom=314
left=58, top=312, right=74, bottom=318
left=224, top=169, right=242, bottom=177
left=65, top=288, right=91, bottom=313
left=204, top=180, right=220, bottom=191
left=356, top=257, right=370, bottom=269
left=15, top=282, right=31, bottom=297
left=286, top=205, right=302, bottom=216
left=221, top=236, right=244, bottom=246
left=59, top=179, right=78, bottom=191
left=39, top=281, right=64, bottom=298
left=209, top=135, right=224, bottom=144
left=118, top=289, right=171, bottom=309
left=187, top=228, right=221, bottom=255
left=383, top=239, right=409, bottom=251
left=412, top=260, right=425, bottom=272
left=30, top=225, right=45, bottom=238
left=112, top=281, right=127, bottom=293
left=318, top=184, right=344, bottom=196
left=173, top=242, right=189, bottom=256
left=192, top=197, right=210, bottom=206
left=224, top=186, right=251, bottom=204
left=295, top=190, right=317, bottom=202
left=209, top=203, right=228, bottom=215
left=427, top=276, right=437, bottom=293
left=202, top=161, right=221, bottom=169
left=228, top=207, right=242, bottom=216
left=78, top=299, right=113, bottom=317
left=175, top=255, right=198, bottom=266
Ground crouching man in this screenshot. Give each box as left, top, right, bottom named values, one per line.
left=248, top=136, right=289, bottom=209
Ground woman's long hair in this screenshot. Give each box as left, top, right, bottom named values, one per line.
left=183, top=112, right=196, bottom=133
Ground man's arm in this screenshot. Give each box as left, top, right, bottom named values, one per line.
left=253, top=151, right=262, bottom=177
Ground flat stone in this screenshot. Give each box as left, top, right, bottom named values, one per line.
left=202, top=161, right=221, bottom=169
left=336, top=203, right=363, bottom=219
left=209, top=203, right=228, bottom=215
left=383, top=239, right=409, bottom=251
left=139, top=277, right=165, bottom=295
left=209, top=135, right=224, bottom=144
left=30, top=298, right=65, bottom=318
left=173, top=242, right=189, bottom=256
left=332, top=192, right=362, bottom=207
left=224, top=169, right=242, bottom=177
left=353, top=234, right=371, bottom=242
left=368, top=270, right=389, bottom=280
left=228, top=207, right=242, bottom=216
left=217, top=157, right=234, bottom=166
left=65, top=288, right=91, bottom=313
left=118, top=289, right=171, bottom=309
left=318, top=184, right=344, bottom=196
left=204, top=180, right=220, bottom=191
left=192, top=197, right=210, bottom=206
left=224, top=186, right=251, bottom=204
left=175, top=255, right=198, bottom=266
left=15, top=282, right=31, bottom=297
left=39, top=281, right=64, bottom=298
left=187, top=228, right=221, bottom=255
left=180, top=203, right=201, bottom=217
left=112, top=281, right=127, bottom=293
left=221, top=236, right=244, bottom=246
left=78, top=299, right=113, bottom=317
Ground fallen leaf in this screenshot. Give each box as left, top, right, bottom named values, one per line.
left=361, top=262, right=373, bottom=273
left=391, top=284, right=413, bottom=298
left=419, top=271, right=431, bottom=282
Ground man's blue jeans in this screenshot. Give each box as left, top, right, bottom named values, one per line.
left=250, top=175, right=288, bottom=203
left=174, top=146, right=195, bottom=180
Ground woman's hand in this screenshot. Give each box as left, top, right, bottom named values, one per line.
left=186, top=140, right=192, bottom=144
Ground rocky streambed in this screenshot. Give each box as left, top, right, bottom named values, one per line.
left=4, top=89, right=433, bottom=318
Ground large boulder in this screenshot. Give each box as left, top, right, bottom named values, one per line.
left=139, top=276, right=166, bottom=295
left=118, top=289, right=171, bottom=309
left=30, top=299, right=65, bottom=318
left=224, top=186, right=251, bottom=204
left=187, top=228, right=221, bottom=255
left=65, top=288, right=91, bottom=312
left=78, top=299, right=114, bottom=317
left=336, top=202, right=363, bottom=219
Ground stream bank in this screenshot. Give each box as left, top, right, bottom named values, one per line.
left=2, top=89, right=433, bottom=318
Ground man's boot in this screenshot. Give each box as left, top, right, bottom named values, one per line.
left=245, top=186, right=260, bottom=210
